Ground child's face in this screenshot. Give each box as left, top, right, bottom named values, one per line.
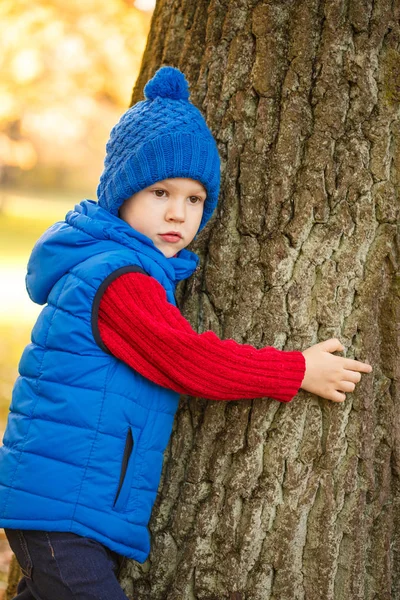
left=119, top=178, right=206, bottom=258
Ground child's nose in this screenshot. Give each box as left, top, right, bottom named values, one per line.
left=166, top=200, right=185, bottom=222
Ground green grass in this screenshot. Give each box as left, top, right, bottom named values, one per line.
left=0, top=191, right=72, bottom=262
left=0, top=212, right=52, bottom=261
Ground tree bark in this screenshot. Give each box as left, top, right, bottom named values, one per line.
left=6, top=1, right=399, bottom=599
left=120, top=1, right=400, bottom=599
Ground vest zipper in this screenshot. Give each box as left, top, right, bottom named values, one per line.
left=114, top=428, right=134, bottom=507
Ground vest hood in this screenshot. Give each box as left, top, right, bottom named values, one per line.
left=26, top=199, right=200, bottom=305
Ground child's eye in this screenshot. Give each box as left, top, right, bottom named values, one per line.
left=153, top=189, right=167, bottom=197
left=188, top=196, right=203, bottom=204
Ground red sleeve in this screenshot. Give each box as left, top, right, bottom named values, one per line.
left=97, top=272, right=306, bottom=402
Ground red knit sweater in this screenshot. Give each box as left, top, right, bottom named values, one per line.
left=98, top=272, right=305, bottom=402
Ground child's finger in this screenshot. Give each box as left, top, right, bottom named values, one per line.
left=338, top=381, right=356, bottom=393
left=319, top=338, right=345, bottom=353
left=343, top=370, right=362, bottom=383
left=330, top=390, right=346, bottom=402
left=343, top=358, right=372, bottom=373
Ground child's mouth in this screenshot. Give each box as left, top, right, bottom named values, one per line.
left=159, top=234, right=182, bottom=243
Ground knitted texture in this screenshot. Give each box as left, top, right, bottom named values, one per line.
left=144, top=67, right=189, bottom=101
left=97, top=66, right=221, bottom=232
left=99, top=272, right=306, bottom=402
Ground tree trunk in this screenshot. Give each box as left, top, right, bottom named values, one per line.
left=119, top=1, right=400, bottom=599
left=6, top=1, right=399, bottom=599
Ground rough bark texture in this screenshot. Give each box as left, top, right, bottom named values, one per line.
left=6, top=1, right=399, bottom=599
left=121, top=1, right=400, bottom=599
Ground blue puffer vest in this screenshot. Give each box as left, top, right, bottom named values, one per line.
left=0, top=200, right=199, bottom=561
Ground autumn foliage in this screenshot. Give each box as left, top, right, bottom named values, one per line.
left=0, top=0, right=152, bottom=193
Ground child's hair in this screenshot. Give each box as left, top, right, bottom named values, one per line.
left=97, top=66, right=221, bottom=232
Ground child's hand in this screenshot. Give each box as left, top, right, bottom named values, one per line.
left=301, top=338, right=372, bottom=402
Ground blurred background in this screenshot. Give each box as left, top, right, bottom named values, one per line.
left=0, top=0, right=154, bottom=591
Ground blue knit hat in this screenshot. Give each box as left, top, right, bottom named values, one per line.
left=97, top=66, right=221, bottom=232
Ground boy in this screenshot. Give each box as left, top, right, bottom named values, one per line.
left=0, top=66, right=372, bottom=599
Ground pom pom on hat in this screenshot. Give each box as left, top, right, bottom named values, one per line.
left=144, top=66, right=190, bottom=101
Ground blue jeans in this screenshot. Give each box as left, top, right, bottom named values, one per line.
left=5, top=529, right=129, bottom=599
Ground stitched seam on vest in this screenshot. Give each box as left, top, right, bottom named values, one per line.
left=0, top=483, right=156, bottom=521
left=1, top=279, right=68, bottom=520
left=10, top=448, right=88, bottom=470
left=18, top=377, right=177, bottom=416
left=20, top=377, right=175, bottom=414
left=91, top=264, right=149, bottom=354
left=0, top=483, right=158, bottom=512
left=11, top=382, right=175, bottom=417
left=20, top=374, right=112, bottom=393
left=59, top=271, right=98, bottom=290
left=45, top=302, right=91, bottom=320
left=72, top=514, right=149, bottom=534
left=14, top=375, right=177, bottom=415
left=0, top=484, right=78, bottom=508
left=70, top=360, right=113, bottom=527
left=22, top=345, right=105, bottom=358
left=106, top=390, right=177, bottom=414
left=4, top=411, right=123, bottom=440
left=3, top=434, right=164, bottom=462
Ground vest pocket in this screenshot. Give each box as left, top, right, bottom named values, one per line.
left=113, top=427, right=136, bottom=511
